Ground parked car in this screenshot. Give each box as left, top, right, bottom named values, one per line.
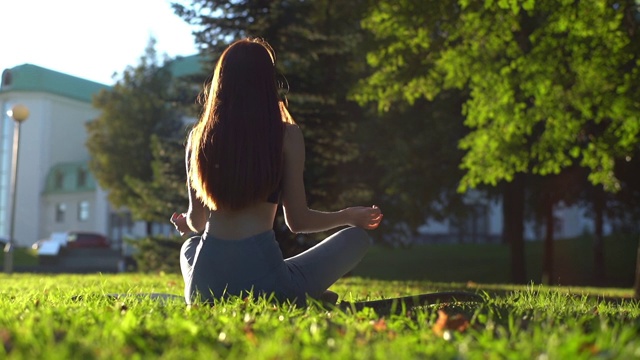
left=65, top=232, right=110, bottom=248
left=32, top=238, right=50, bottom=250
left=36, top=231, right=110, bottom=257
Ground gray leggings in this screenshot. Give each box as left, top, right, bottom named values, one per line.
left=180, top=227, right=371, bottom=305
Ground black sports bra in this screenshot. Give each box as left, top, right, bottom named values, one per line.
left=266, top=183, right=281, bottom=204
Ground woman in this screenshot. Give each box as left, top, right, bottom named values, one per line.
left=171, top=38, right=383, bottom=306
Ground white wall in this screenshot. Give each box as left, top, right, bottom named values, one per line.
left=1, top=89, right=180, bottom=247
left=1, top=94, right=49, bottom=246
left=415, top=191, right=613, bottom=243
left=48, top=98, right=96, bottom=164
left=487, top=199, right=503, bottom=236
left=1, top=92, right=101, bottom=246
left=41, top=192, right=98, bottom=239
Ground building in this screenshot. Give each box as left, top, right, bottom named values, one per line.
left=0, top=56, right=203, bottom=248
left=416, top=189, right=613, bottom=245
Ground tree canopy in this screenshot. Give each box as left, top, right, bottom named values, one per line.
left=87, top=39, right=187, bottom=223
left=353, top=0, right=640, bottom=281
left=173, top=0, right=382, bottom=250
left=356, top=0, right=640, bottom=193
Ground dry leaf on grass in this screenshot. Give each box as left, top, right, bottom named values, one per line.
left=244, top=324, right=258, bottom=345
left=432, top=310, right=470, bottom=337
left=370, top=318, right=388, bottom=332
left=579, top=342, right=601, bottom=356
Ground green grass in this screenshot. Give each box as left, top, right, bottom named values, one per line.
left=0, top=247, right=38, bottom=267
left=0, top=274, right=638, bottom=359
left=4, top=233, right=637, bottom=288
left=353, top=234, right=640, bottom=287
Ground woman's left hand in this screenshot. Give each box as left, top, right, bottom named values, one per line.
left=345, top=205, right=383, bottom=230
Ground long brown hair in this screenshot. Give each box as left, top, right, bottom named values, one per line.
left=189, top=38, right=295, bottom=211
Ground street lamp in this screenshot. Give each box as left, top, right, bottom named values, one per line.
left=3, top=104, right=29, bottom=274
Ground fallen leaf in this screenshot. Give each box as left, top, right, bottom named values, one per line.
left=0, top=328, right=12, bottom=353
left=370, top=318, right=387, bottom=332
left=579, top=342, right=600, bottom=355
left=432, top=310, right=470, bottom=337
left=244, top=324, right=258, bottom=345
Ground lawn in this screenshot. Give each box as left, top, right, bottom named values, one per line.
left=4, top=233, right=638, bottom=288
left=354, top=234, right=639, bottom=287
left=0, top=247, right=38, bottom=267
left=0, top=273, right=638, bottom=359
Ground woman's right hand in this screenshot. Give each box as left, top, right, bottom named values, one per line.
left=345, top=206, right=383, bottom=230
left=170, top=212, right=192, bottom=236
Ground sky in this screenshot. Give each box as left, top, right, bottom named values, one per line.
left=0, top=0, right=200, bottom=85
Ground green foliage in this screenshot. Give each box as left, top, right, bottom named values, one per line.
left=175, top=0, right=373, bottom=209
left=0, top=274, right=638, bottom=358
left=173, top=0, right=380, bottom=248
left=357, top=0, right=640, bottom=193
left=126, top=135, right=189, bottom=223
left=130, top=235, right=185, bottom=273
left=87, top=38, right=187, bottom=222
left=355, top=93, right=470, bottom=237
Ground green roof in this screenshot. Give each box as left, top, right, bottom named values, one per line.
left=44, top=162, right=97, bottom=195
left=0, top=55, right=208, bottom=103
left=0, top=64, right=111, bottom=103
left=168, top=54, right=209, bottom=78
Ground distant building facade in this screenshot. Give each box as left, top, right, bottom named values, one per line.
left=417, top=190, right=613, bottom=244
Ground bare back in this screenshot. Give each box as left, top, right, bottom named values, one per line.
left=206, top=202, right=278, bottom=240
left=185, top=123, right=380, bottom=240
left=201, top=123, right=299, bottom=240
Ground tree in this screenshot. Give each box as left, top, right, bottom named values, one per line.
left=126, top=135, right=189, bottom=224
left=173, top=0, right=378, bottom=253
left=353, top=92, right=471, bottom=245
left=636, top=243, right=640, bottom=298
left=528, top=166, right=585, bottom=285
left=610, top=147, right=640, bottom=296
left=87, top=38, right=186, bottom=228
left=355, top=0, right=640, bottom=283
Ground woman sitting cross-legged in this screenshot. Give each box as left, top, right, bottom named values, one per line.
left=171, top=38, right=383, bottom=306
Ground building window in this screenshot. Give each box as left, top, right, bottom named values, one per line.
left=55, top=203, right=66, bottom=223
left=554, top=217, right=563, bottom=236
left=54, top=171, right=64, bottom=190
left=0, top=102, right=13, bottom=236
left=450, top=204, right=490, bottom=243
left=77, top=168, right=87, bottom=188
left=1, top=70, right=12, bottom=88
left=78, top=201, right=90, bottom=221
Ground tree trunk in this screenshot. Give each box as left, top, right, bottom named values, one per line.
left=593, top=185, right=606, bottom=285
left=503, top=174, right=527, bottom=284
left=542, top=197, right=554, bottom=285
left=634, top=238, right=640, bottom=299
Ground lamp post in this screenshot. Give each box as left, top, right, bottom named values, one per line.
left=3, top=104, right=29, bottom=274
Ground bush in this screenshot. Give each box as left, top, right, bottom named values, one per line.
left=131, top=235, right=185, bottom=273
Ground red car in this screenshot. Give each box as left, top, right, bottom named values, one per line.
left=65, top=232, right=110, bottom=248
